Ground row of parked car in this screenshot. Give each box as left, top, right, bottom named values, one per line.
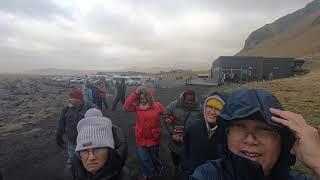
left=51, top=74, right=147, bottom=86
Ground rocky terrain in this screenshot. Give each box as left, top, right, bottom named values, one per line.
left=0, top=76, right=215, bottom=180
left=1, top=59, right=320, bottom=179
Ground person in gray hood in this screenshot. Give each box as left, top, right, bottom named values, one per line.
left=164, top=89, right=201, bottom=175
left=184, top=92, right=228, bottom=175
left=191, top=88, right=320, bottom=180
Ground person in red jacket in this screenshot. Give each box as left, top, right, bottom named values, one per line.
left=124, top=87, right=165, bottom=180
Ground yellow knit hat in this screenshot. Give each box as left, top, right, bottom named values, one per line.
left=206, top=98, right=224, bottom=111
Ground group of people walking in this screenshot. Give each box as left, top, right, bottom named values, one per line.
left=83, top=78, right=127, bottom=112
left=55, top=83, right=320, bottom=180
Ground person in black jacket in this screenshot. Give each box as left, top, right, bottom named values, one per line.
left=70, top=108, right=129, bottom=180
left=111, top=79, right=126, bottom=111
left=184, top=92, right=228, bottom=175
left=191, top=88, right=320, bottom=180
left=56, top=88, right=97, bottom=174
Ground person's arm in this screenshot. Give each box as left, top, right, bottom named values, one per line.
left=154, top=102, right=165, bottom=114
left=163, top=101, right=176, bottom=134
left=270, top=108, right=320, bottom=179
left=112, top=125, right=128, bottom=167
left=56, top=106, right=68, bottom=147
left=57, top=106, right=67, bottom=136
left=123, top=91, right=138, bottom=112
left=89, top=89, right=93, bottom=102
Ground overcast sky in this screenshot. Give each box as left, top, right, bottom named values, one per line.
left=0, top=0, right=313, bottom=72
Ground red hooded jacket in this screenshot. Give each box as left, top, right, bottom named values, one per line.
left=124, top=90, right=165, bottom=147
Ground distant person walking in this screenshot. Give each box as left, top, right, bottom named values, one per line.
left=124, top=87, right=165, bottom=179
left=164, top=90, right=201, bottom=176
left=56, top=88, right=97, bottom=176
left=83, top=81, right=93, bottom=103
left=98, top=78, right=109, bottom=110
left=87, top=82, right=103, bottom=109
left=268, top=71, right=274, bottom=81
left=112, top=79, right=127, bottom=111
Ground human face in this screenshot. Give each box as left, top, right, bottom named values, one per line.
left=140, top=94, right=148, bottom=106
left=184, top=95, right=195, bottom=109
left=79, top=147, right=109, bottom=174
left=68, top=98, right=82, bottom=107
left=205, top=106, right=220, bottom=125
left=227, top=120, right=281, bottom=175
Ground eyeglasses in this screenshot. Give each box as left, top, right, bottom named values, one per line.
left=78, top=147, right=108, bottom=160
left=226, top=123, right=279, bottom=140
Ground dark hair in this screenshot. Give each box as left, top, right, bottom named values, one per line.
left=137, top=88, right=154, bottom=104
left=183, top=89, right=195, bottom=99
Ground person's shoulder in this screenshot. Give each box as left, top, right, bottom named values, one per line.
left=191, top=160, right=222, bottom=180
left=153, top=101, right=164, bottom=106
left=117, top=166, right=131, bottom=180
left=288, top=170, right=313, bottom=180
left=85, top=101, right=98, bottom=109
left=166, top=99, right=178, bottom=108
left=61, top=105, right=69, bottom=111
left=188, top=118, right=204, bottom=130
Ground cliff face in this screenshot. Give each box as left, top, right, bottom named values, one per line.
left=238, top=0, right=320, bottom=58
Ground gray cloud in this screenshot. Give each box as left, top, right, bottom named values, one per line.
left=0, top=0, right=313, bottom=73
left=0, top=0, right=71, bottom=20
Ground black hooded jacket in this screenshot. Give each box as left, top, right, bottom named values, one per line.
left=70, top=124, right=128, bottom=180
left=184, top=92, right=229, bottom=175
left=71, top=149, right=130, bottom=180
left=191, top=89, right=311, bottom=180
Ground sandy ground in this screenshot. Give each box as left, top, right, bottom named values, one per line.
left=0, top=77, right=215, bottom=180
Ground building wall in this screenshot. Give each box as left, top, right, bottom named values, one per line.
left=211, top=56, right=297, bottom=82
left=262, top=59, right=294, bottom=79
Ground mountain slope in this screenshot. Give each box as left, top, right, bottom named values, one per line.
left=238, top=0, right=320, bottom=58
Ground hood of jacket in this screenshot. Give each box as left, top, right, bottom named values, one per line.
left=85, top=108, right=103, bottom=117
left=176, top=90, right=200, bottom=110
left=217, top=88, right=296, bottom=179
left=202, top=91, right=229, bottom=127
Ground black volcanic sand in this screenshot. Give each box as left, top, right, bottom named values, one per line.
left=0, top=78, right=217, bottom=180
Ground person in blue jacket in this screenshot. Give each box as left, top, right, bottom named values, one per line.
left=191, top=88, right=320, bottom=180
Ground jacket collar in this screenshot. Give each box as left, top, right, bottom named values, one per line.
left=74, top=150, right=123, bottom=179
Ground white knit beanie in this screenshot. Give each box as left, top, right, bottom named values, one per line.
left=75, top=108, right=114, bottom=152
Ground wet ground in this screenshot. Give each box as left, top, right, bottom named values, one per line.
left=0, top=78, right=216, bottom=180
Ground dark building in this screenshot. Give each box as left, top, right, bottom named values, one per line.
left=211, top=56, right=305, bottom=83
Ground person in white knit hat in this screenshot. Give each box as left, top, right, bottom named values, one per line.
left=70, top=108, right=129, bottom=180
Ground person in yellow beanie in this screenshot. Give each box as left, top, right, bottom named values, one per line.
left=183, top=92, right=229, bottom=176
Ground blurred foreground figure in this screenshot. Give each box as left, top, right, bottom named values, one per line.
left=191, top=88, right=320, bottom=180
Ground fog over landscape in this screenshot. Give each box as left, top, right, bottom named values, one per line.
left=0, top=0, right=312, bottom=73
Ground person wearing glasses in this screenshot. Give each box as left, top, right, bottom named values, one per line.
left=70, top=108, right=129, bottom=180
left=184, top=92, right=228, bottom=175
left=191, top=88, right=320, bottom=180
